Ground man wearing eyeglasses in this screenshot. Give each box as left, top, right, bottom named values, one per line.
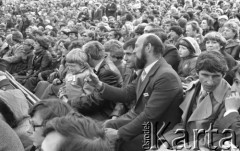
left=26, top=100, right=72, bottom=151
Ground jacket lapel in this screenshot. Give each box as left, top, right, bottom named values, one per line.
left=136, top=59, right=162, bottom=101
left=96, top=59, right=106, bottom=75
left=180, top=81, right=199, bottom=122
left=188, top=95, right=213, bottom=122
left=187, top=79, right=230, bottom=122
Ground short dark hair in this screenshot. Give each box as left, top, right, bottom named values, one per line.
left=68, top=39, right=86, bottom=50
left=196, top=51, right=228, bottom=75
left=134, top=24, right=147, bottom=35
left=154, top=31, right=168, bottom=43
left=43, top=112, right=113, bottom=151
left=109, top=30, right=122, bottom=40
left=83, top=41, right=105, bottom=60
left=28, top=99, right=73, bottom=125
left=123, top=38, right=137, bottom=50
left=143, top=34, right=165, bottom=56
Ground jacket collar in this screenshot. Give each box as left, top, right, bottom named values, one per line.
left=136, top=58, right=165, bottom=101
left=185, top=79, right=230, bottom=104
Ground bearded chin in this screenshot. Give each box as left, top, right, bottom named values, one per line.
left=135, top=53, right=147, bottom=69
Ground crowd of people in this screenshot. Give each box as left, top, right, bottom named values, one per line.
left=0, top=0, right=240, bottom=150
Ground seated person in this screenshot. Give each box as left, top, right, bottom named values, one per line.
left=3, top=31, right=24, bottom=65
left=67, top=41, right=123, bottom=121
left=34, top=41, right=71, bottom=99
left=196, top=64, right=240, bottom=150
left=58, top=48, right=94, bottom=101
left=177, top=37, right=201, bottom=83
left=24, top=36, right=52, bottom=92
left=11, top=39, right=35, bottom=82
left=160, top=51, right=231, bottom=150
left=26, top=99, right=73, bottom=151
left=41, top=112, right=113, bottom=151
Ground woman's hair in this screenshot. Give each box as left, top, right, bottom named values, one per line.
left=223, top=21, right=239, bottom=40
left=203, top=31, right=227, bottom=48
left=66, top=48, right=89, bottom=68
left=201, top=15, right=214, bottom=30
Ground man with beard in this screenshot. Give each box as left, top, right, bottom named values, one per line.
left=85, top=33, right=183, bottom=151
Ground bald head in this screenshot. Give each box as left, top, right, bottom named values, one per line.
left=136, top=33, right=164, bottom=57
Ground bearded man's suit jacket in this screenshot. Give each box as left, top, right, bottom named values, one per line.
left=100, top=58, right=184, bottom=141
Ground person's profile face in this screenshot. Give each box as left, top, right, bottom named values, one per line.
left=198, top=70, right=223, bottom=92
left=231, top=72, right=240, bottom=92
left=124, top=46, right=135, bottom=68
left=185, top=24, right=196, bottom=38
left=27, top=111, right=45, bottom=147
left=222, top=27, right=236, bottom=40
left=178, top=45, right=190, bottom=58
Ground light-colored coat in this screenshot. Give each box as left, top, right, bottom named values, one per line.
left=163, top=79, right=231, bottom=145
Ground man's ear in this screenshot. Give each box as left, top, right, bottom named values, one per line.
left=146, top=43, right=152, bottom=53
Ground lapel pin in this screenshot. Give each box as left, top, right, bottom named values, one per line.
left=143, top=93, right=149, bottom=97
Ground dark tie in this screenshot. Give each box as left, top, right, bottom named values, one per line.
left=197, top=91, right=208, bottom=105
left=93, top=69, right=97, bottom=74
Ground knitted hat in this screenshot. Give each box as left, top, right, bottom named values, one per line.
left=12, top=31, right=23, bottom=43
left=178, top=37, right=201, bottom=56
left=169, top=26, right=183, bottom=36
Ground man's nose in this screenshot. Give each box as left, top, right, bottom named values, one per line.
left=123, top=54, right=128, bottom=61
left=27, top=125, right=33, bottom=135
left=206, top=77, right=214, bottom=85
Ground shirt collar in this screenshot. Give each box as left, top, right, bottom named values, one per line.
left=143, top=60, right=158, bottom=75
left=200, top=79, right=230, bottom=103
left=94, top=59, right=104, bottom=72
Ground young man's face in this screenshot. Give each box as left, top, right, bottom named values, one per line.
left=198, top=70, right=223, bottom=92
left=124, top=46, right=135, bottom=68
left=185, top=24, right=197, bottom=38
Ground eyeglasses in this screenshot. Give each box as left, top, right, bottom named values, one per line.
left=23, top=43, right=32, bottom=46
left=29, top=120, right=44, bottom=131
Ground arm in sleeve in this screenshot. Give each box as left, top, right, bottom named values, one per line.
left=118, top=73, right=183, bottom=141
